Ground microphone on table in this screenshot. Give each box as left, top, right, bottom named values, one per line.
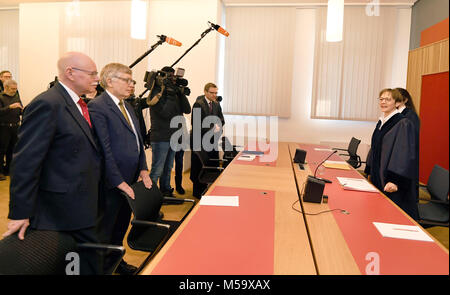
left=312, top=150, right=338, bottom=184
left=208, top=21, right=230, bottom=37
left=157, top=35, right=182, bottom=47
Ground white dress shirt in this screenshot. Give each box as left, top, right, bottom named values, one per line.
left=378, top=109, right=400, bottom=130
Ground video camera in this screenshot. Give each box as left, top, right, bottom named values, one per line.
left=144, top=67, right=190, bottom=96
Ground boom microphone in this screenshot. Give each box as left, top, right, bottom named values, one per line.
left=157, top=35, right=182, bottom=47
left=208, top=21, right=230, bottom=37
left=312, top=150, right=338, bottom=184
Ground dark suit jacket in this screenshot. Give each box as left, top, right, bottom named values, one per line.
left=88, top=91, right=147, bottom=189
left=190, top=95, right=225, bottom=140
left=8, top=82, right=102, bottom=231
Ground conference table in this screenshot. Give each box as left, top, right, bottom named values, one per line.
left=140, top=141, right=449, bottom=275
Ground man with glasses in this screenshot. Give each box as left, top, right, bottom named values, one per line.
left=0, top=70, right=13, bottom=93
left=3, top=52, right=103, bottom=274
left=190, top=82, right=225, bottom=198
left=0, top=80, right=23, bottom=181
left=88, top=63, right=153, bottom=275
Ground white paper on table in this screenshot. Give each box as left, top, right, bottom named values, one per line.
left=237, top=154, right=256, bottom=161
left=314, top=148, right=334, bottom=152
left=199, top=196, right=239, bottom=207
left=337, top=177, right=378, bottom=192
left=373, top=222, right=434, bottom=242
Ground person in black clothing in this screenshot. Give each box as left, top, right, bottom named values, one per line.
left=0, top=79, right=23, bottom=180
left=190, top=82, right=225, bottom=198
left=146, top=66, right=191, bottom=196
left=364, top=88, right=419, bottom=220
left=0, top=71, right=13, bottom=93
left=394, top=87, right=420, bottom=203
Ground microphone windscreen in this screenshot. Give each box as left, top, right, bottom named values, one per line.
left=218, top=27, right=229, bottom=37
left=165, top=37, right=182, bottom=47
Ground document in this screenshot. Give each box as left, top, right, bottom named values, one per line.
left=373, top=222, right=434, bottom=242
left=237, top=154, right=256, bottom=161
left=323, top=160, right=350, bottom=170
left=242, top=150, right=264, bottom=155
left=336, top=177, right=378, bottom=192
left=199, top=196, right=239, bottom=207
left=314, top=148, right=334, bottom=152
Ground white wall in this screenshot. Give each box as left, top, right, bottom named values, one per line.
left=222, top=8, right=412, bottom=161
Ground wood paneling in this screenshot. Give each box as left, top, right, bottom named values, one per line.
left=406, top=38, right=449, bottom=114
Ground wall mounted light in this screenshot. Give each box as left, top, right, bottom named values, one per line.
left=326, top=0, right=344, bottom=42
left=131, top=0, right=148, bottom=40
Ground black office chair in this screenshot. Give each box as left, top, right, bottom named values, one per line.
left=332, top=137, right=365, bottom=169
left=193, top=150, right=225, bottom=194
left=123, top=181, right=195, bottom=274
left=0, top=229, right=125, bottom=275
left=417, top=165, right=449, bottom=228
left=220, top=136, right=239, bottom=164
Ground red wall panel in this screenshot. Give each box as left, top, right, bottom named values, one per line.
left=419, top=71, right=449, bottom=182
left=420, top=18, right=449, bottom=47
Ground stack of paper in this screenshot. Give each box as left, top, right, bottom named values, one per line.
left=323, top=160, right=350, bottom=170
left=242, top=150, right=264, bottom=156
left=336, top=177, right=378, bottom=192
left=237, top=154, right=256, bottom=161
left=314, top=148, right=334, bottom=152
left=199, top=196, right=239, bottom=207
left=373, top=222, right=434, bottom=242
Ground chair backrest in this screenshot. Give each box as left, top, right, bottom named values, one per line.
left=194, top=150, right=210, bottom=167
left=427, top=165, right=449, bottom=202
left=126, top=181, right=164, bottom=222
left=347, top=137, right=361, bottom=157
left=221, top=136, right=235, bottom=152
left=0, top=229, right=77, bottom=275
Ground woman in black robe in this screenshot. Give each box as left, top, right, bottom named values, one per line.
left=365, top=88, right=419, bottom=220
left=394, top=88, right=420, bottom=203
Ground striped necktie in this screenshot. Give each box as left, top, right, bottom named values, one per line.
left=118, top=100, right=131, bottom=126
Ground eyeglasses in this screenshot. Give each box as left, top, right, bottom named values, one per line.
left=72, top=67, right=98, bottom=77
left=113, top=76, right=136, bottom=85
left=208, top=91, right=218, bottom=95
left=378, top=97, right=393, bottom=102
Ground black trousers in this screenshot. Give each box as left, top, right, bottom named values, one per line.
left=62, top=227, right=103, bottom=275
left=0, top=125, right=18, bottom=174
left=175, top=150, right=184, bottom=187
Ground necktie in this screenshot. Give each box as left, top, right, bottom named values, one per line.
left=118, top=100, right=131, bottom=126
left=77, top=98, right=92, bottom=128
left=209, top=101, right=213, bottom=114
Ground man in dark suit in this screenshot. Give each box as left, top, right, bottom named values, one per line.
left=190, top=82, right=225, bottom=198
left=88, top=63, right=152, bottom=275
left=2, top=52, right=102, bottom=274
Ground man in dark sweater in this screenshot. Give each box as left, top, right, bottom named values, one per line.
left=0, top=79, right=22, bottom=180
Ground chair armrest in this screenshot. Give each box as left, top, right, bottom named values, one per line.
left=427, top=199, right=449, bottom=205
left=77, top=243, right=125, bottom=253
left=203, top=166, right=225, bottom=171
left=131, top=219, right=170, bottom=230
left=332, top=148, right=347, bottom=151
left=163, top=197, right=196, bottom=205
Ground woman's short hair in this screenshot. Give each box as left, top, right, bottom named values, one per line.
left=100, top=63, right=132, bottom=88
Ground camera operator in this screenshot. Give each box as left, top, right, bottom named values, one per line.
left=146, top=66, right=191, bottom=197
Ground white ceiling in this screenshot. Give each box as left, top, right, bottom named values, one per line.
left=0, top=0, right=417, bottom=8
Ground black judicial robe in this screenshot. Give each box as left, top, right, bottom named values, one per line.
left=365, top=113, right=419, bottom=220
left=402, top=107, right=421, bottom=201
